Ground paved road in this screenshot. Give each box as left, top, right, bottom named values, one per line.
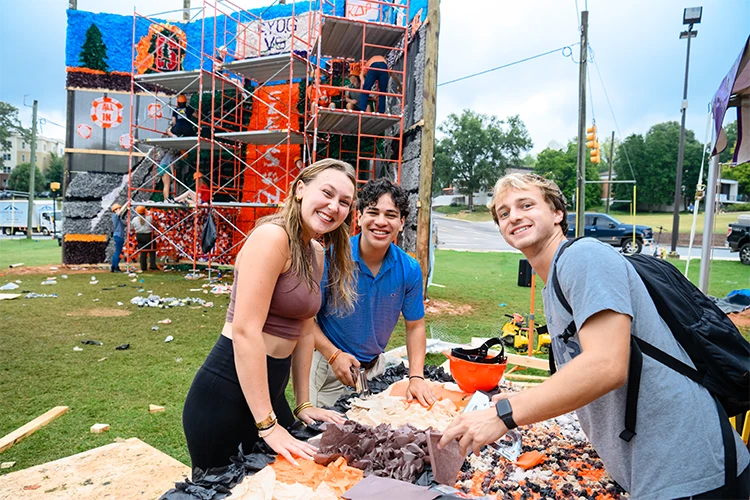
left=433, top=213, right=740, bottom=261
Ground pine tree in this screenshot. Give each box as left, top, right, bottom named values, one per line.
left=79, top=23, right=109, bottom=72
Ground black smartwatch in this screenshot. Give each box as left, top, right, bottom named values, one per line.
left=495, top=398, right=517, bottom=430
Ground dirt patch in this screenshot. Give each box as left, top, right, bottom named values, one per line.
left=656, top=232, right=726, bottom=248
left=66, top=308, right=132, bottom=317
left=425, top=299, right=473, bottom=316
left=729, top=309, right=750, bottom=329
left=0, top=265, right=110, bottom=277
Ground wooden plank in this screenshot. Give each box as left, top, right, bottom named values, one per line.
left=64, top=148, right=145, bottom=157
left=0, top=438, right=189, bottom=499
left=0, top=406, right=68, bottom=454
left=504, top=373, right=549, bottom=382
left=505, top=353, right=550, bottom=371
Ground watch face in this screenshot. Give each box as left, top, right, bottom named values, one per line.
left=496, top=398, right=511, bottom=417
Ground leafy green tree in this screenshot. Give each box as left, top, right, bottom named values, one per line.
left=0, top=102, right=29, bottom=168
left=434, top=110, right=532, bottom=211
left=719, top=121, right=737, bottom=164
left=8, top=163, right=45, bottom=194
left=534, top=141, right=600, bottom=210
left=722, top=163, right=750, bottom=199
left=44, top=153, right=64, bottom=189
left=612, top=122, right=703, bottom=211
left=79, top=23, right=109, bottom=72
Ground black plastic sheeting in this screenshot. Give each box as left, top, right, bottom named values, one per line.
left=160, top=364, right=453, bottom=499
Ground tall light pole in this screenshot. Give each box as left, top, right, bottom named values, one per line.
left=669, top=6, right=701, bottom=256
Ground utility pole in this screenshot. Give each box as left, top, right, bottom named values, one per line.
left=606, top=131, right=615, bottom=214
left=183, top=0, right=190, bottom=21
left=26, top=100, right=38, bottom=240
left=575, top=10, right=588, bottom=235
left=417, top=0, right=440, bottom=294
left=669, top=8, right=701, bottom=256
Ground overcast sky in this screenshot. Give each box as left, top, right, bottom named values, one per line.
left=1, top=0, right=747, bottom=154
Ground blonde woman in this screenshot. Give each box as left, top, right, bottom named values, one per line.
left=183, top=159, right=357, bottom=471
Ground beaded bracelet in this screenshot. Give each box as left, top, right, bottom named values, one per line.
left=328, top=349, right=342, bottom=365
left=293, top=401, right=313, bottom=418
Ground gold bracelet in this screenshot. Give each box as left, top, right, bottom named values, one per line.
left=255, top=410, right=277, bottom=430
left=328, top=349, right=342, bottom=365
left=257, top=422, right=277, bottom=438
left=293, top=401, right=313, bottom=418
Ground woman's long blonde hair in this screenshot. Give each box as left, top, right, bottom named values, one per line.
left=257, top=158, right=358, bottom=314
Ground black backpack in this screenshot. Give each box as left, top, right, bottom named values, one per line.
left=549, top=237, right=750, bottom=497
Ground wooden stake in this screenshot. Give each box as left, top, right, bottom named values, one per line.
left=90, top=423, right=110, bottom=434
left=0, top=406, right=69, bottom=453
left=416, top=0, right=440, bottom=295
left=149, top=404, right=165, bottom=414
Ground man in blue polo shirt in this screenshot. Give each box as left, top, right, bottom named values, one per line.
left=310, top=179, right=437, bottom=408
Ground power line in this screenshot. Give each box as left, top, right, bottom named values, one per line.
left=590, top=54, right=636, bottom=181
left=437, top=43, right=579, bottom=87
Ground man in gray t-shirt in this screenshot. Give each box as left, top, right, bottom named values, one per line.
left=440, top=173, right=749, bottom=499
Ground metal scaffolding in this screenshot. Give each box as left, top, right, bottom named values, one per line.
left=124, top=0, right=412, bottom=270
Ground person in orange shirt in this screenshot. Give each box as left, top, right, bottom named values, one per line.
left=307, top=73, right=339, bottom=115
left=358, top=55, right=402, bottom=113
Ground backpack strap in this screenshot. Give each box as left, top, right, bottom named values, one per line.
left=548, top=237, right=584, bottom=376
left=619, top=337, right=643, bottom=442
left=714, top=394, right=738, bottom=498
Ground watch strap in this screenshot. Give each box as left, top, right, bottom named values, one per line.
left=495, top=399, right=518, bottom=430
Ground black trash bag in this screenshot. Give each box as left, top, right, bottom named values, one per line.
left=201, top=211, right=218, bottom=254
left=288, top=419, right=325, bottom=441
left=161, top=443, right=276, bottom=500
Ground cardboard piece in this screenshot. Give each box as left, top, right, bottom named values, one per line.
left=0, top=437, right=189, bottom=499
left=426, top=431, right=465, bottom=485
left=342, top=475, right=439, bottom=500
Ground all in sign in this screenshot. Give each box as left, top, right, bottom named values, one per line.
left=91, top=97, right=123, bottom=129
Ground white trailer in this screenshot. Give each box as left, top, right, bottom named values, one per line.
left=0, top=200, right=62, bottom=235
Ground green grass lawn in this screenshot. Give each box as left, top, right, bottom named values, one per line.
left=440, top=205, right=750, bottom=234
left=0, top=251, right=747, bottom=474
left=0, top=239, right=62, bottom=268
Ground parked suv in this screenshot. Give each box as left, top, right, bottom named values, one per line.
left=567, top=213, right=654, bottom=254
left=727, top=214, right=750, bottom=265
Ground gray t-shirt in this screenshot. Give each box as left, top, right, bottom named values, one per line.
left=131, top=214, right=153, bottom=234
left=543, top=238, right=749, bottom=499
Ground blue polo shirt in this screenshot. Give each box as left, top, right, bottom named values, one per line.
left=317, top=234, right=425, bottom=362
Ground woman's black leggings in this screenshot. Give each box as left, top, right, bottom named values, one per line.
left=182, top=335, right=294, bottom=472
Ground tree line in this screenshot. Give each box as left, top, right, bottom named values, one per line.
left=1, top=101, right=64, bottom=193
left=434, top=109, right=747, bottom=212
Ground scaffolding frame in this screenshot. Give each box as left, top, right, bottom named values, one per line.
left=125, top=0, right=413, bottom=270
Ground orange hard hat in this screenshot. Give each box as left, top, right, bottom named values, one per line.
left=136, top=205, right=146, bottom=215
left=177, top=94, right=188, bottom=103
left=193, top=171, right=204, bottom=180
left=447, top=338, right=507, bottom=393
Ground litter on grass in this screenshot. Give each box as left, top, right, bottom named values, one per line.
left=158, top=318, right=172, bottom=324
left=73, top=346, right=83, bottom=352
left=25, top=293, right=58, bottom=299
left=0, top=283, right=19, bottom=290
left=164, top=335, right=174, bottom=343
left=115, top=343, right=130, bottom=350
left=151, top=326, right=159, bottom=331
left=82, top=340, right=103, bottom=346
left=40, top=279, right=57, bottom=285
left=130, top=294, right=214, bottom=309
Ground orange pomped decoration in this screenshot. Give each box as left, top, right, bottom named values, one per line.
left=514, top=450, right=545, bottom=470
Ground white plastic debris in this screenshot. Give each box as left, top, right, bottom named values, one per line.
left=117, top=301, right=124, bottom=306
left=164, top=335, right=174, bottom=343
left=61, top=275, right=68, bottom=279
left=73, top=346, right=84, bottom=352
left=130, top=294, right=214, bottom=309
left=0, top=283, right=19, bottom=290
left=78, top=292, right=83, bottom=297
